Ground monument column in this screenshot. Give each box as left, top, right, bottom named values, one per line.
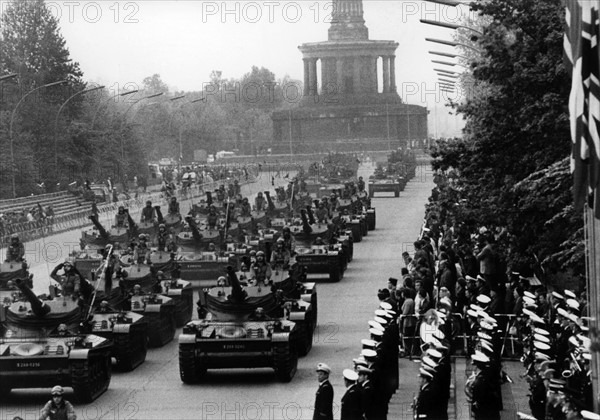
left=309, top=58, right=318, bottom=96
left=371, top=56, right=378, bottom=93
left=390, top=56, right=397, bottom=93
left=336, top=57, right=344, bottom=94
left=353, top=56, right=362, bottom=94
left=303, top=58, right=310, bottom=96
left=382, top=55, right=390, bottom=93
left=321, top=58, right=328, bottom=94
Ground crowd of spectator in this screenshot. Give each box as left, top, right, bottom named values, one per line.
left=0, top=204, right=54, bottom=237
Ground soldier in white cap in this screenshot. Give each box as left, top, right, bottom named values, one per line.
left=356, top=366, right=375, bottom=420
left=39, top=385, right=77, bottom=420
left=314, top=363, right=333, bottom=420
left=340, top=369, right=362, bottom=420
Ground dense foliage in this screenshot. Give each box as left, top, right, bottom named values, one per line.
left=0, top=1, right=298, bottom=198
left=426, top=0, right=584, bottom=278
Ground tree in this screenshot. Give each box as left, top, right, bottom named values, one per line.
left=427, top=0, right=583, bottom=278
left=0, top=0, right=84, bottom=196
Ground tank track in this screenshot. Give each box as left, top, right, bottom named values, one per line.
left=71, top=353, right=112, bottom=402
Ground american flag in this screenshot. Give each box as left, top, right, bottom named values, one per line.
left=565, top=0, right=600, bottom=218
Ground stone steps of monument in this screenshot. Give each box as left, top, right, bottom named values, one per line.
left=0, top=191, right=75, bottom=215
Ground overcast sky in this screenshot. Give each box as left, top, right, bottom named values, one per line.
left=48, top=0, right=467, bottom=136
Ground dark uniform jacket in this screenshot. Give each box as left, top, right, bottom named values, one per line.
left=341, top=384, right=363, bottom=420
left=313, top=380, right=334, bottom=420
left=361, top=380, right=377, bottom=420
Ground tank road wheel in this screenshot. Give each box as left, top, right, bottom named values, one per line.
left=179, top=344, right=205, bottom=384
left=71, top=353, right=112, bottom=403
left=367, top=213, right=376, bottom=231
left=273, top=344, right=298, bottom=382
left=0, top=384, right=11, bottom=398
left=147, top=309, right=177, bottom=347
left=114, top=329, right=148, bottom=371
left=296, top=316, right=314, bottom=357
left=311, top=294, right=318, bottom=326
left=174, top=293, right=194, bottom=327
left=329, top=264, right=341, bottom=283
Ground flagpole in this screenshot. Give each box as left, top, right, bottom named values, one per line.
left=586, top=205, right=600, bottom=412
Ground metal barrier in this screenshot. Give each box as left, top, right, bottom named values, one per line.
left=0, top=174, right=258, bottom=249
left=398, top=312, right=522, bottom=360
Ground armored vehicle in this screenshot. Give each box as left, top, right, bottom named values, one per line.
left=179, top=268, right=299, bottom=383
left=368, top=175, right=402, bottom=197
left=0, top=279, right=112, bottom=401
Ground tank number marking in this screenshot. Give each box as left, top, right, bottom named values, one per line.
left=222, top=344, right=245, bottom=350
left=17, top=362, right=41, bottom=368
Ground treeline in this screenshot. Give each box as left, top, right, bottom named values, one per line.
left=425, top=0, right=583, bottom=281
left=0, top=0, right=298, bottom=198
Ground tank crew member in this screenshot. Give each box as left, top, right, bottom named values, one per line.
left=207, top=206, right=219, bottom=230
left=50, top=259, right=84, bottom=298
left=357, top=176, right=365, bottom=192
left=341, top=369, right=362, bottom=420
left=140, top=200, right=157, bottom=223
left=250, top=251, right=272, bottom=285
left=133, top=234, right=151, bottom=264
left=156, top=224, right=168, bottom=252
left=281, top=226, right=296, bottom=254
left=313, top=237, right=326, bottom=246
left=216, top=185, right=226, bottom=202
left=98, top=300, right=111, bottom=313
left=249, top=306, right=271, bottom=321
left=240, top=197, right=252, bottom=216
left=5, top=234, right=25, bottom=263
left=314, top=363, right=334, bottom=420
left=39, top=385, right=76, bottom=420
left=255, top=192, right=266, bottom=212
left=168, top=196, right=180, bottom=215
left=114, top=206, right=128, bottom=228
left=270, top=238, right=291, bottom=269
left=315, top=202, right=329, bottom=224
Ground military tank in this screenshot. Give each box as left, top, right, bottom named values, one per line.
left=0, top=261, right=33, bottom=307
left=0, top=279, right=112, bottom=401
left=179, top=267, right=299, bottom=383
left=85, top=247, right=148, bottom=371
left=81, top=214, right=130, bottom=248
left=269, top=268, right=317, bottom=356
left=118, top=264, right=177, bottom=347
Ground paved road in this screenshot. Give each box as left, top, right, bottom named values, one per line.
left=1, top=164, right=436, bottom=420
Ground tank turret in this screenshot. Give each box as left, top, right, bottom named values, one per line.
left=88, top=215, right=109, bottom=240
left=15, top=278, right=50, bottom=317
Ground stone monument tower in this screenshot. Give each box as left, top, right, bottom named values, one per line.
left=271, top=0, right=428, bottom=153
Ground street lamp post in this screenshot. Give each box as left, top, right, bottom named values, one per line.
left=420, top=19, right=484, bottom=36
left=9, top=79, right=67, bottom=198
left=54, top=85, right=105, bottom=172
left=118, top=92, right=164, bottom=159
left=91, top=89, right=139, bottom=129
left=0, top=73, right=18, bottom=82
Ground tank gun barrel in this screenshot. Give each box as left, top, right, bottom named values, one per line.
left=126, top=211, right=138, bottom=235
left=88, top=215, right=109, bottom=240
left=15, top=278, right=51, bottom=317
left=264, top=191, right=275, bottom=211
left=185, top=216, right=203, bottom=242
left=226, top=266, right=247, bottom=304
left=154, top=205, right=164, bottom=224
left=305, top=206, right=316, bottom=225
left=300, top=209, right=313, bottom=234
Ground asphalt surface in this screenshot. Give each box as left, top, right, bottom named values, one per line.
left=1, top=163, right=437, bottom=420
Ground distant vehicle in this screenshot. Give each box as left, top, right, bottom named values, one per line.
left=215, top=151, right=235, bottom=159
left=148, top=163, right=163, bottom=185
left=207, top=155, right=215, bottom=163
